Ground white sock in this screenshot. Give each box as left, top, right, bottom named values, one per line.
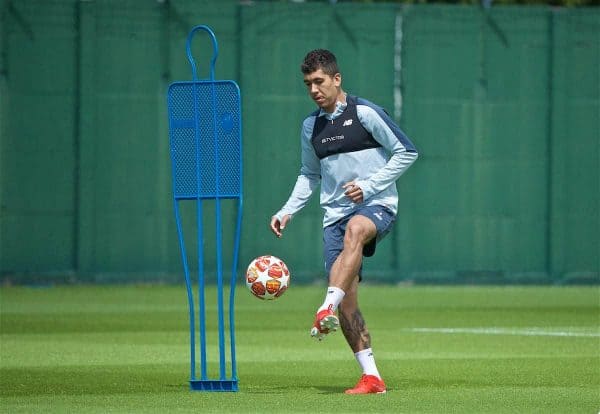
left=317, top=286, right=345, bottom=312
left=355, top=348, right=381, bottom=379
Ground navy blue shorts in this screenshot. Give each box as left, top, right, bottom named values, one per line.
left=323, top=205, right=396, bottom=279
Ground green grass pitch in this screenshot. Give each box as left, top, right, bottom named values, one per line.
left=1, top=284, right=598, bottom=413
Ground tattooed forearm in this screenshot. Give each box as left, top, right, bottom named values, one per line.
left=339, top=308, right=371, bottom=352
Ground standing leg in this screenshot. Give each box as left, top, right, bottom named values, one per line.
left=338, top=277, right=371, bottom=353
left=338, top=272, right=387, bottom=394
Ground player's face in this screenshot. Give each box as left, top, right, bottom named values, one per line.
left=303, top=69, right=341, bottom=113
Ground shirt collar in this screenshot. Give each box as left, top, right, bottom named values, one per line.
left=318, top=96, right=348, bottom=120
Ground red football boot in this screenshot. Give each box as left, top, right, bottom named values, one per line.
left=344, top=374, right=387, bottom=394
left=310, top=306, right=339, bottom=341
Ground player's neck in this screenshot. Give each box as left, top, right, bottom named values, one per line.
left=323, top=91, right=346, bottom=114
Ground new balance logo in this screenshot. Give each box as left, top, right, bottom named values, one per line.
left=374, top=212, right=383, bottom=220
left=342, top=119, right=353, bottom=127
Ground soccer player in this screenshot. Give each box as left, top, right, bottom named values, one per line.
left=270, top=49, right=418, bottom=394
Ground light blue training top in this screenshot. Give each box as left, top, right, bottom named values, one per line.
left=274, top=95, right=418, bottom=227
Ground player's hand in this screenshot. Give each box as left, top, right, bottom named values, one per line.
left=343, top=181, right=363, bottom=203
left=270, top=215, right=291, bottom=238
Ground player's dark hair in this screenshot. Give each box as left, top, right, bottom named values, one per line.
left=301, top=49, right=339, bottom=76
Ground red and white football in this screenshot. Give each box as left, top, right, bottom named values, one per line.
left=245, top=255, right=290, bottom=300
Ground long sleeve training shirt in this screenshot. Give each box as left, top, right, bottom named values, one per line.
left=275, top=95, right=418, bottom=227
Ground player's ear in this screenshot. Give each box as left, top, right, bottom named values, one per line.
left=333, top=72, right=341, bottom=86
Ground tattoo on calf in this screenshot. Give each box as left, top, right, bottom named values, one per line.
left=339, top=308, right=371, bottom=351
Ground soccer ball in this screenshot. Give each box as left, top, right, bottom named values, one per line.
left=245, top=255, right=290, bottom=300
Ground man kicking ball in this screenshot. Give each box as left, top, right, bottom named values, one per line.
left=270, top=49, right=418, bottom=394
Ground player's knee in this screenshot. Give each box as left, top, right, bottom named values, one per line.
left=344, top=221, right=370, bottom=247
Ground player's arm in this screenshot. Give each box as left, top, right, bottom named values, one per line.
left=271, top=117, right=321, bottom=237
left=353, top=102, right=418, bottom=200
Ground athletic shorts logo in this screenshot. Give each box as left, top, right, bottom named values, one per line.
left=343, top=119, right=353, bottom=127
left=374, top=212, right=383, bottom=221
